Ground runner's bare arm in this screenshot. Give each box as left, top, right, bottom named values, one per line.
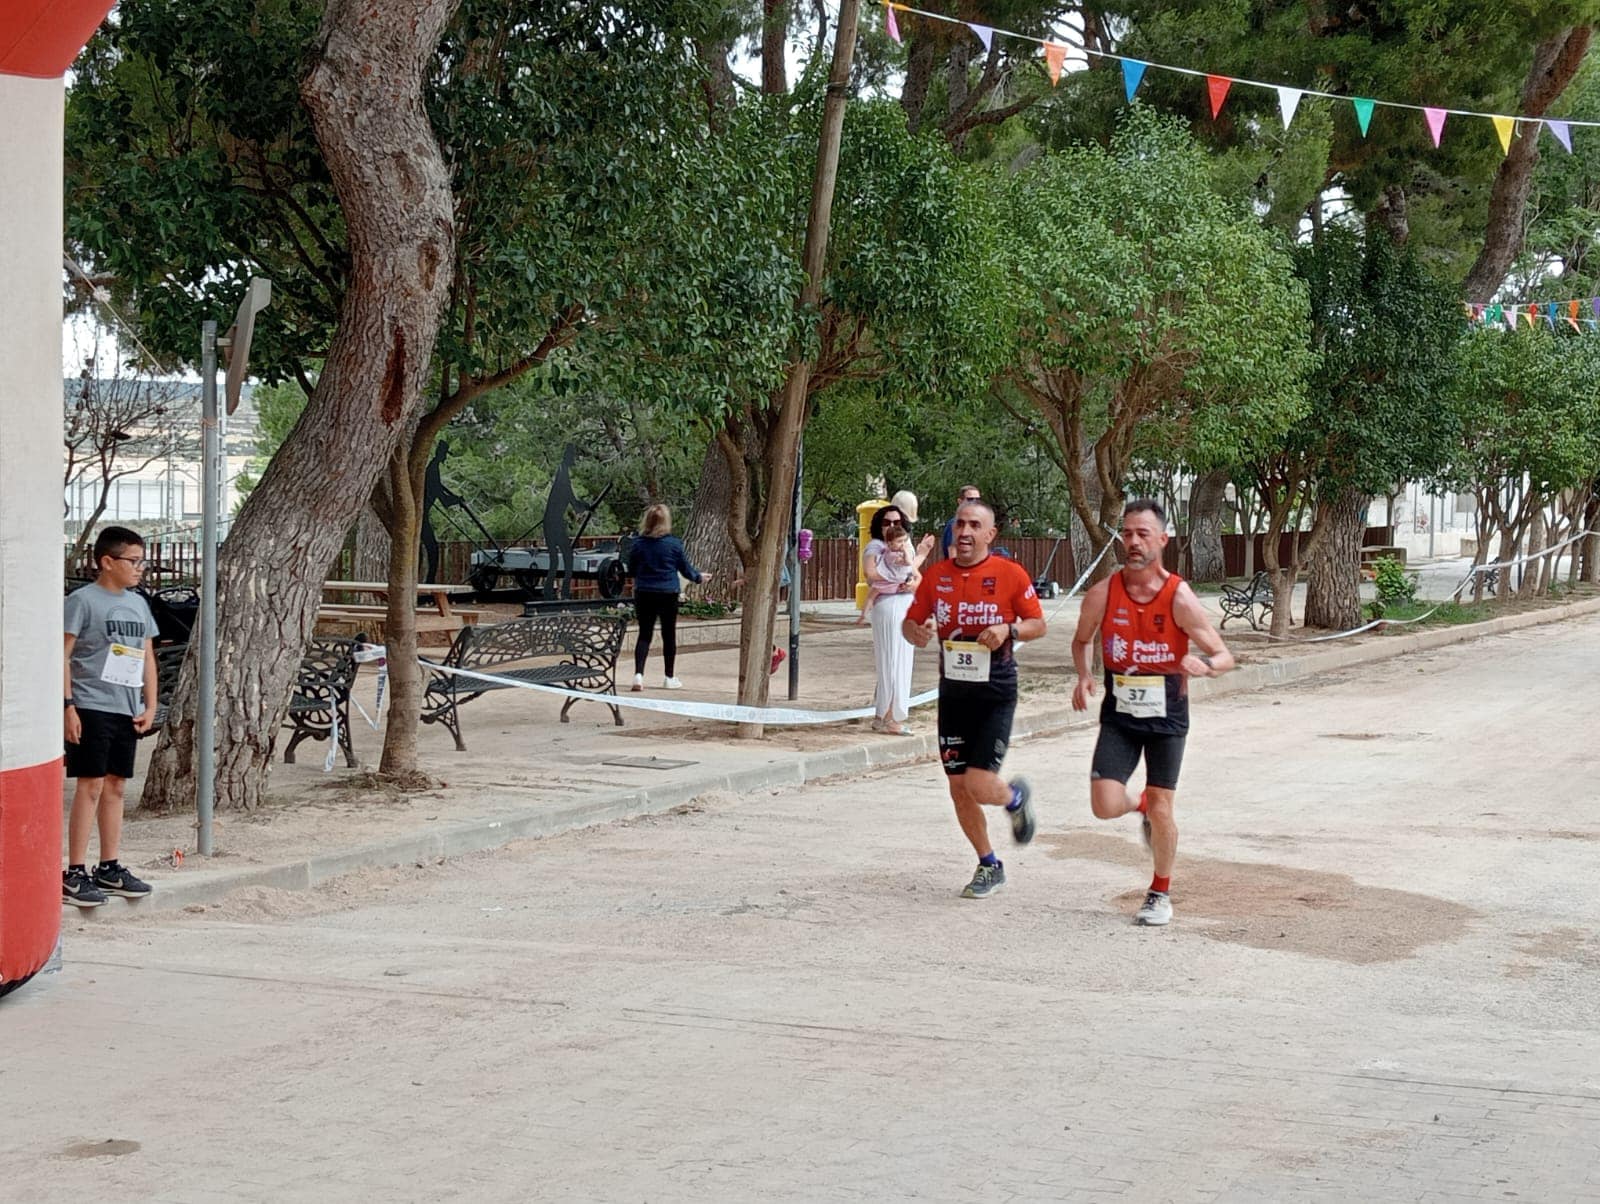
left=1070, top=580, right=1109, bottom=709
left=902, top=616, right=936, bottom=648
left=64, top=633, right=81, bottom=743
left=1172, top=582, right=1234, bottom=677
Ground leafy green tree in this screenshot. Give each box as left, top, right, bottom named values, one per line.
left=1446, top=329, right=1600, bottom=594
left=996, top=108, right=1313, bottom=578
left=1284, top=226, right=1465, bottom=630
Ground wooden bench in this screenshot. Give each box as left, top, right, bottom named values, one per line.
left=421, top=614, right=628, bottom=751
left=143, top=637, right=364, bottom=769
left=1220, top=571, right=1274, bottom=631
left=323, top=579, right=463, bottom=617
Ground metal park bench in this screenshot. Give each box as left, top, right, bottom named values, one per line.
left=421, top=614, right=628, bottom=751
left=1220, top=571, right=1275, bottom=631
left=143, top=636, right=364, bottom=770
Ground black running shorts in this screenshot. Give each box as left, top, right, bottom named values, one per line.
left=937, top=686, right=1017, bottom=776
left=1090, top=720, right=1186, bottom=791
left=65, top=707, right=138, bottom=780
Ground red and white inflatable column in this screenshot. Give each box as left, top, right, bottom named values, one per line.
left=0, top=1, right=116, bottom=995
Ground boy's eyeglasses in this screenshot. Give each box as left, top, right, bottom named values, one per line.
left=112, top=556, right=147, bottom=567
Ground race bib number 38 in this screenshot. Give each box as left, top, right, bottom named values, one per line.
left=942, top=640, right=991, bottom=682
left=1113, top=674, right=1166, bottom=719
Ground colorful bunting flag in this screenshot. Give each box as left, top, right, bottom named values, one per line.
left=1206, top=74, right=1232, bottom=118
left=1492, top=115, right=1516, bottom=155
left=969, top=23, right=993, bottom=53
left=1277, top=87, right=1302, bottom=129
left=1548, top=120, right=1573, bottom=153
left=1505, top=306, right=1517, bottom=332
left=1569, top=300, right=1581, bottom=331
left=1424, top=107, right=1448, bottom=147
left=1591, top=297, right=1599, bottom=319
left=1352, top=98, right=1375, bottom=137
left=885, top=1, right=900, bottom=44
left=1122, top=59, right=1147, bottom=103
left=1044, top=42, right=1066, bottom=85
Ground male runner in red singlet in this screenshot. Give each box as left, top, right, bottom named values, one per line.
left=1071, top=500, right=1234, bottom=926
left=905, top=501, right=1047, bottom=899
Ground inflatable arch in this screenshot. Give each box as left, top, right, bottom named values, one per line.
left=0, top=1, right=117, bottom=998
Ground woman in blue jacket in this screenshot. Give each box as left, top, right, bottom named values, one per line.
left=627, top=503, right=710, bottom=690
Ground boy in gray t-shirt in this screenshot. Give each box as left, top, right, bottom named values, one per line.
left=63, top=526, right=160, bottom=907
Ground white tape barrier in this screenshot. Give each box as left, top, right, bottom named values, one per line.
left=424, top=660, right=941, bottom=725
left=342, top=529, right=1107, bottom=729
left=1232, top=528, right=1598, bottom=644
left=1044, top=536, right=1117, bottom=624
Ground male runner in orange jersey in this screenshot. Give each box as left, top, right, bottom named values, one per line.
left=1071, top=500, right=1234, bottom=926
left=905, top=501, right=1047, bottom=898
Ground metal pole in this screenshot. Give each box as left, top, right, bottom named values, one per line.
left=196, top=320, right=219, bottom=856
left=1428, top=491, right=1436, bottom=558
left=787, top=441, right=803, bottom=701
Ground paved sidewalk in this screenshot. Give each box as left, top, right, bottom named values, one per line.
left=67, top=586, right=1600, bottom=917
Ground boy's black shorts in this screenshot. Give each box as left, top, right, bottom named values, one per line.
left=66, top=708, right=138, bottom=780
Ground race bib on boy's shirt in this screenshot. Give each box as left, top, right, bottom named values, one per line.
left=100, top=643, right=146, bottom=688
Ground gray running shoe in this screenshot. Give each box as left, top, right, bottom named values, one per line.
left=63, top=867, right=106, bottom=908
left=1008, top=777, right=1035, bottom=845
left=961, top=861, right=1006, bottom=899
left=1135, top=890, right=1172, bottom=926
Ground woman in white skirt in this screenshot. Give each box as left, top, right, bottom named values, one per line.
left=863, top=494, right=934, bottom=734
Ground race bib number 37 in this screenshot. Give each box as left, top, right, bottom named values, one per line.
left=1113, top=674, right=1166, bottom=719
left=942, top=640, right=991, bottom=682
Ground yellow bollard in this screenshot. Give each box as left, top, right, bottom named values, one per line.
left=855, top=497, right=888, bottom=610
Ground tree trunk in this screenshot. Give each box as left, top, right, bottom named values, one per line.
left=1521, top=508, right=1547, bottom=597
left=378, top=444, right=427, bottom=779
left=899, top=25, right=939, bottom=132
left=1461, top=27, right=1593, bottom=301
left=347, top=502, right=392, bottom=580
left=683, top=436, right=745, bottom=603
left=1304, top=485, right=1364, bottom=630
left=1259, top=499, right=1296, bottom=636
left=761, top=0, right=788, bottom=95
left=1582, top=489, right=1599, bottom=583
left=142, top=0, right=459, bottom=814
left=735, top=0, right=860, bottom=736
left=1187, top=468, right=1230, bottom=583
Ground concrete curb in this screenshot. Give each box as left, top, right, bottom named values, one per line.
left=103, top=594, right=1600, bottom=917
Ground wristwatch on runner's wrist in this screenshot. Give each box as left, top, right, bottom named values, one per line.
left=1008, top=622, right=1021, bottom=644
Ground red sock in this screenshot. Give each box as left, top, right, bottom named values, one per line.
left=1151, top=875, right=1170, bottom=894
left=1135, top=790, right=1149, bottom=814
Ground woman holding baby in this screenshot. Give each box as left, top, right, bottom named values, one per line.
left=862, top=490, right=935, bottom=735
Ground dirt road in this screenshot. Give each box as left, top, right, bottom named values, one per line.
left=5, top=615, right=1598, bottom=1202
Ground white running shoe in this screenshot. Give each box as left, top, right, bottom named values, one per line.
left=663, top=677, right=683, bottom=690
left=631, top=674, right=644, bottom=692
left=1135, top=890, right=1172, bottom=926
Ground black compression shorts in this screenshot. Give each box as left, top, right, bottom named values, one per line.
left=1090, top=721, right=1186, bottom=791
left=937, top=687, right=1017, bottom=776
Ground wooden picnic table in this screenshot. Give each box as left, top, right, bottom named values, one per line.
left=322, top=580, right=462, bottom=617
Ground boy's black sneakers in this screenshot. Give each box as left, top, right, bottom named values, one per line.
left=93, top=861, right=153, bottom=899
left=63, top=866, right=107, bottom=908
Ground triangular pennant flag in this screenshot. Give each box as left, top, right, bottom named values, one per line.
left=1352, top=98, right=1375, bottom=137
left=1424, top=107, right=1448, bottom=147
left=1122, top=59, right=1148, bottom=103
left=1525, top=304, right=1538, bottom=328
left=1044, top=42, right=1066, bottom=85
left=1548, top=120, right=1573, bottom=153
left=1492, top=115, right=1515, bottom=155
left=968, top=23, right=992, bottom=53
left=1505, top=306, right=1517, bottom=332
left=1546, top=302, right=1559, bottom=328
left=1488, top=304, right=1502, bottom=326
left=1590, top=297, right=1599, bottom=319
left=1570, top=300, right=1580, bottom=323
left=1206, top=74, right=1232, bottom=119
left=1277, top=87, right=1302, bottom=129
left=885, top=2, right=900, bottom=44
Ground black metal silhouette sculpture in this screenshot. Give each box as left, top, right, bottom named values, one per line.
left=541, top=443, right=599, bottom=600
left=421, top=439, right=473, bottom=584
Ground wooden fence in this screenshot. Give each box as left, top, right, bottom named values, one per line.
left=77, top=526, right=1395, bottom=599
